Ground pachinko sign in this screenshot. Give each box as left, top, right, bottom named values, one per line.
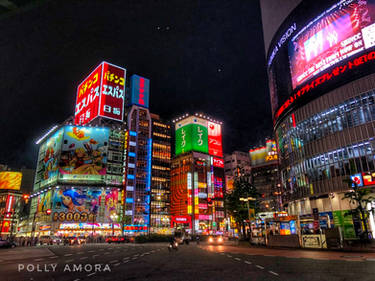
left=74, top=62, right=126, bottom=125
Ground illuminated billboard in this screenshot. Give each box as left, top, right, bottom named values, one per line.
left=52, top=187, right=121, bottom=223
left=208, top=122, right=223, bottom=157
left=175, top=117, right=208, bottom=155
left=250, top=140, right=278, bottom=166
left=58, top=126, right=109, bottom=181
left=267, top=0, right=375, bottom=122
left=74, top=62, right=126, bottom=125
left=37, top=128, right=64, bottom=188
left=0, top=172, right=22, bottom=190
left=289, top=0, right=375, bottom=89
left=130, top=74, right=150, bottom=108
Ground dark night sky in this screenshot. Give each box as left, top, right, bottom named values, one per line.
left=0, top=0, right=272, bottom=169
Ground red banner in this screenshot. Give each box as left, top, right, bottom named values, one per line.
left=208, top=122, right=223, bottom=157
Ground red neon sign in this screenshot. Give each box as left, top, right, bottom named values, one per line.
left=74, top=62, right=126, bottom=125
left=138, top=78, right=145, bottom=105
left=208, top=122, right=223, bottom=157
left=213, top=157, right=224, bottom=168
left=275, top=51, right=375, bottom=122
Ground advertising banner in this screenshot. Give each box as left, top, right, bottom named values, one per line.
left=98, top=62, right=126, bottom=121
left=58, top=126, right=109, bottom=181
left=52, top=187, right=120, bottom=223
left=333, top=210, right=356, bottom=239
left=208, top=122, right=223, bottom=157
left=0, top=172, right=22, bottom=190
left=289, top=0, right=375, bottom=89
left=74, top=62, right=126, bottom=125
left=75, top=64, right=103, bottom=125
left=175, top=117, right=208, bottom=155
left=130, top=74, right=150, bottom=108
left=38, top=128, right=64, bottom=188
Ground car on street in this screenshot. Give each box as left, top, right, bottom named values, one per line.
left=106, top=236, right=130, bottom=243
left=0, top=239, right=17, bottom=248
left=64, top=236, right=86, bottom=246
left=207, top=235, right=224, bottom=245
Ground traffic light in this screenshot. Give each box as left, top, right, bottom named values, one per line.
left=46, top=209, right=52, bottom=215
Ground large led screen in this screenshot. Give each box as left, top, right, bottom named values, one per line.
left=289, top=0, right=375, bottom=89
left=59, top=126, right=109, bottom=179
left=0, top=172, right=22, bottom=190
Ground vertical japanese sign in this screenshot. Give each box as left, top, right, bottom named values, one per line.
left=75, top=64, right=102, bottom=125
left=130, top=74, right=150, bottom=108
left=99, top=62, right=126, bottom=121
left=208, top=122, right=223, bottom=157
left=175, top=117, right=208, bottom=155
left=74, top=62, right=126, bottom=125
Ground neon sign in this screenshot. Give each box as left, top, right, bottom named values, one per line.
left=74, top=62, right=126, bottom=125
left=275, top=51, right=375, bottom=121
left=130, top=74, right=150, bottom=108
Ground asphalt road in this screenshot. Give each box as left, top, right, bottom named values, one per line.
left=1, top=242, right=374, bottom=281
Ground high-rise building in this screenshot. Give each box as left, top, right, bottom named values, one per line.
left=249, top=140, right=280, bottom=211
left=0, top=168, right=34, bottom=238
left=261, top=0, right=375, bottom=237
left=224, top=151, right=251, bottom=178
left=149, top=113, right=172, bottom=234
left=170, top=114, right=225, bottom=234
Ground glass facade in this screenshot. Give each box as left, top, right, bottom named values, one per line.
left=276, top=75, right=375, bottom=203
left=150, top=115, right=171, bottom=233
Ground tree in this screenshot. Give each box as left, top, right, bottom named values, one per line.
left=343, top=178, right=375, bottom=242
left=226, top=171, right=260, bottom=238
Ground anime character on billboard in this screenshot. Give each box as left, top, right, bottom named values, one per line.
left=38, top=191, right=52, bottom=212
left=104, top=189, right=118, bottom=221
left=87, top=188, right=103, bottom=214
left=41, top=129, right=63, bottom=181
left=54, top=188, right=89, bottom=213
left=59, top=126, right=108, bottom=175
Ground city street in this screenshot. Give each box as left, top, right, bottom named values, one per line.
left=1, top=242, right=375, bottom=281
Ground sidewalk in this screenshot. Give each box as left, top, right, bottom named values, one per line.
left=202, top=241, right=375, bottom=261
left=0, top=247, right=55, bottom=262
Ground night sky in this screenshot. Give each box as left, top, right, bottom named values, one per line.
left=0, top=0, right=272, bottom=169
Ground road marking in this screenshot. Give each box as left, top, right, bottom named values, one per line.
left=80, top=257, right=88, bottom=260
left=77, top=252, right=84, bottom=254
left=110, top=260, right=119, bottom=264
left=269, top=271, right=279, bottom=276
left=245, top=261, right=252, bottom=265
left=73, top=279, right=80, bottom=281
left=64, top=254, right=72, bottom=257
left=220, top=253, right=225, bottom=255
left=104, top=252, right=110, bottom=255
left=93, top=254, right=99, bottom=258
left=123, top=257, right=130, bottom=260
left=235, top=258, right=241, bottom=261
left=366, top=258, right=375, bottom=261
left=87, top=272, right=96, bottom=277
left=49, top=256, right=58, bottom=259
left=132, top=257, right=137, bottom=260
left=88, top=250, right=95, bottom=253
left=227, top=255, right=232, bottom=258
left=34, top=258, right=44, bottom=261
left=66, top=259, right=74, bottom=263
left=123, top=260, right=129, bottom=263
left=134, top=254, right=139, bottom=257
left=256, top=265, right=264, bottom=269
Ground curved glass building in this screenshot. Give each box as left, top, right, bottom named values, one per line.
left=261, top=0, right=375, bottom=235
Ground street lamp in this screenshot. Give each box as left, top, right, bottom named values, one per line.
left=110, top=213, right=118, bottom=236
left=239, top=197, right=256, bottom=239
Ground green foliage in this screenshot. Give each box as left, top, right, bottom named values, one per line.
left=225, top=171, right=260, bottom=227
left=342, top=178, right=375, bottom=239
